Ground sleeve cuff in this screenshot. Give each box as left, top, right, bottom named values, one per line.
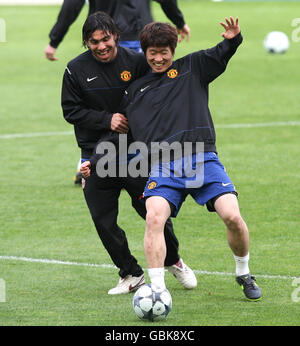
left=102, top=113, right=113, bottom=130
left=227, top=32, right=243, bottom=46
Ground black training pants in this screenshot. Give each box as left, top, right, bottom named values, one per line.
left=83, top=172, right=180, bottom=278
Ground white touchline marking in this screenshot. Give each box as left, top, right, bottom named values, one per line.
left=0, top=131, right=73, bottom=139
left=215, top=121, right=300, bottom=129
left=0, top=121, right=299, bottom=140
left=0, top=255, right=298, bottom=281
left=0, top=255, right=116, bottom=269
left=0, top=1, right=63, bottom=5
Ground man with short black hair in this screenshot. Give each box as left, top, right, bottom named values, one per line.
left=125, top=18, right=262, bottom=301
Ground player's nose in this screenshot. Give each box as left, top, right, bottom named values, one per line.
left=97, top=41, right=107, bottom=50
left=154, top=54, right=163, bottom=62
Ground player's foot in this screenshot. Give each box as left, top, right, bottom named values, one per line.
left=166, top=258, right=197, bottom=289
left=108, top=274, right=145, bottom=295
left=74, top=171, right=82, bottom=185
left=236, top=273, right=262, bottom=301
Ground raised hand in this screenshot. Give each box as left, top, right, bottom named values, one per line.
left=220, top=16, right=240, bottom=39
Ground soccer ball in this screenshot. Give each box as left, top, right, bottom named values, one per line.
left=133, top=284, right=172, bottom=321
left=263, top=31, right=290, bottom=54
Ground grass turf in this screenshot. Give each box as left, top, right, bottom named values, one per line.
left=0, top=0, right=299, bottom=326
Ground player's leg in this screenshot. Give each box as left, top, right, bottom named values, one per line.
left=123, top=176, right=180, bottom=266
left=145, top=196, right=171, bottom=289
left=214, top=193, right=262, bottom=300
left=214, top=193, right=249, bottom=257
left=83, top=173, right=144, bottom=294
left=125, top=173, right=197, bottom=289
left=191, top=151, right=262, bottom=300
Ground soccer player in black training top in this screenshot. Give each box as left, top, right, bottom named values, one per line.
left=125, top=18, right=262, bottom=301
left=83, top=17, right=262, bottom=301
left=62, top=12, right=197, bottom=294
left=45, top=0, right=190, bottom=60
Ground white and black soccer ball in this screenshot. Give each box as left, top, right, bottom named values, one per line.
left=263, top=31, right=290, bottom=54
left=133, top=284, right=172, bottom=321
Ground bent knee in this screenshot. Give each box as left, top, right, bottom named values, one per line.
left=146, top=209, right=167, bottom=229
left=223, top=213, right=245, bottom=230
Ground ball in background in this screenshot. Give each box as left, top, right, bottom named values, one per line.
left=263, top=31, right=290, bottom=54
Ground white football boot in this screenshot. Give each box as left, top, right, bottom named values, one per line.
left=108, top=274, right=145, bottom=295
left=166, top=258, right=197, bottom=289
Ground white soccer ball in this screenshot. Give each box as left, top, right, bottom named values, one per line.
left=263, top=31, right=290, bottom=54
left=133, top=283, right=172, bottom=321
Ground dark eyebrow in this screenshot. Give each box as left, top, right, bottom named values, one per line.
left=149, top=48, right=168, bottom=53
left=89, top=34, right=111, bottom=43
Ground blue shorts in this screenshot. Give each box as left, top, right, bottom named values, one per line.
left=144, top=152, right=237, bottom=217
left=119, top=40, right=142, bottom=53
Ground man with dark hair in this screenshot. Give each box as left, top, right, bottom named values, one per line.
left=62, top=12, right=197, bottom=295
left=45, top=0, right=190, bottom=61
left=130, top=18, right=262, bottom=301
left=82, top=18, right=262, bottom=301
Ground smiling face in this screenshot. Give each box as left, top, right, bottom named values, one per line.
left=87, top=29, right=118, bottom=63
left=146, top=46, right=174, bottom=73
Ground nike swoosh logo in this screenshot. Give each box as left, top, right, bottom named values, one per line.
left=129, top=276, right=145, bottom=291
left=222, top=182, right=231, bottom=187
left=140, top=85, right=150, bottom=92
left=87, top=76, right=98, bottom=82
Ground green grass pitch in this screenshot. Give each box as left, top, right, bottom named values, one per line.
left=0, top=0, right=299, bottom=326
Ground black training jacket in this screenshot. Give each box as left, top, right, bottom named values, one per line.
left=61, top=46, right=149, bottom=158
left=121, top=34, right=243, bottom=154
left=49, top=0, right=186, bottom=48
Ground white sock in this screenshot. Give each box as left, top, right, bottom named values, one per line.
left=234, top=253, right=250, bottom=276
left=148, top=268, right=166, bottom=289
left=77, top=158, right=82, bottom=171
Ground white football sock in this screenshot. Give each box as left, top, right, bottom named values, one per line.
left=148, top=268, right=166, bottom=289
left=234, top=253, right=250, bottom=276
left=77, top=158, right=82, bottom=171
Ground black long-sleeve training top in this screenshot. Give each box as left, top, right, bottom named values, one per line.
left=88, top=34, right=243, bottom=169
left=49, top=0, right=186, bottom=48
left=61, top=46, right=149, bottom=158
left=121, top=34, right=243, bottom=154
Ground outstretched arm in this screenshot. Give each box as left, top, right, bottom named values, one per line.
left=191, top=16, right=242, bottom=83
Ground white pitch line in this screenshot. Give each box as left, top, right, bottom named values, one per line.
left=0, top=0, right=63, bottom=5
left=0, top=255, right=298, bottom=281
left=215, top=121, right=300, bottom=129
left=0, top=121, right=299, bottom=140
left=0, top=255, right=115, bottom=269
left=0, top=131, right=73, bottom=139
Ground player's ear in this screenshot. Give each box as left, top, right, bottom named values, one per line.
left=84, top=37, right=91, bottom=49
left=113, top=33, right=119, bottom=44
